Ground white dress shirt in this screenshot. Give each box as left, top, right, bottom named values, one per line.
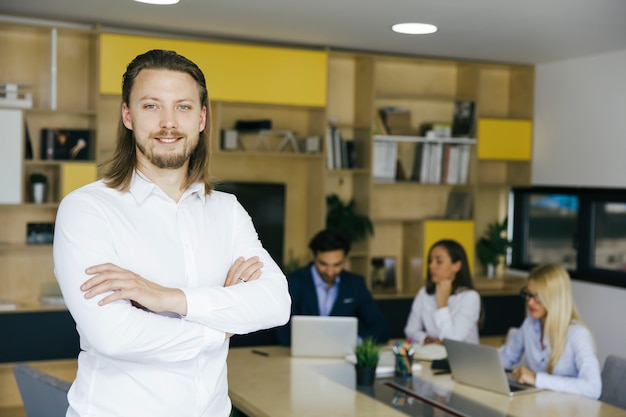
left=404, top=287, right=480, bottom=344
left=500, top=317, right=602, bottom=399
left=53, top=172, right=291, bottom=417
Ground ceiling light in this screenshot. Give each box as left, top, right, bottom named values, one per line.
left=391, top=23, right=438, bottom=35
left=133, top=0, right=180, bottom=5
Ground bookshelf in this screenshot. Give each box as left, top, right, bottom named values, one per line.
left=325, top=52, right=534, bottom=294
left=0, top=23, right=97, bottom=308
left=0, top=20, right=534, bottom=306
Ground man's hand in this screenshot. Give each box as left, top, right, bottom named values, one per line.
left=224, top=256, right=263, bottom=287
left=82, top=263, right=187, bottom=316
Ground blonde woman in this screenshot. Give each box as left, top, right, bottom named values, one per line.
left=500, top=263, right=601, bottom=399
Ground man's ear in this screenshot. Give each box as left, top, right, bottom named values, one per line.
left=121, top=103, right=133, bottom=130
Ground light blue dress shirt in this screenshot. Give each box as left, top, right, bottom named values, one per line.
left=499, top=316, right=602, bottom=399
left=311, top=264, right=340, bottom=316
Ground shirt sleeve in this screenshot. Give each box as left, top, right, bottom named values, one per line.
left=181, top=196, right=291, bottom=335
left=404, top=289, right=428, bottom=344
left=534, top=326, right=602, bottom=399
left=499, top=318, right=528, bottom=369
left=433, top=289, right=480, bottom=342
left=54, top=191, right=224, bottom=364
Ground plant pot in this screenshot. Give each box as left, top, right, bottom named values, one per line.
left=355, top=365, right=377, bottom=386
left=30, top=182, right=48, bottom=204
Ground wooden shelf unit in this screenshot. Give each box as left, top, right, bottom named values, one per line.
left=0, top=19, right=533, bottom=305
left=325, top=51, right=534, bottom=295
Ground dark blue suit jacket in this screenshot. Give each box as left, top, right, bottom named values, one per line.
left=276, top=263, right=390, bottom=346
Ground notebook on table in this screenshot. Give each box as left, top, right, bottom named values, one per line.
left=443, top=338, right=542, bottom=396
left=290, top=315, right=358, bottom=358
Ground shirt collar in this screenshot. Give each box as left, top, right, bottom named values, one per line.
left=129, top=170, right=206, bottom=204
left=311, top=263, right=340, bottom=289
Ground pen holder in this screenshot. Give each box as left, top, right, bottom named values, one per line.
left=394, top=351, right=413, bottom=377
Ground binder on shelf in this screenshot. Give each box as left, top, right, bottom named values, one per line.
left=325, top=126, right=335, bottom=169
left=373, top=140, right=397, bottom=181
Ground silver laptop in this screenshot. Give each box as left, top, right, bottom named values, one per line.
left=291, top=315, right=358, bottom=358
left=443, top=338, right=542, bottom=396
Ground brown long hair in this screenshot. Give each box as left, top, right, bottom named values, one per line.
left=425, top=239, right=474, bottom=295
left=100, top=49, right=214, bottom=193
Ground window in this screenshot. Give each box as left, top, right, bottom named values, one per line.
left=509, top=186, right=626, bottom=288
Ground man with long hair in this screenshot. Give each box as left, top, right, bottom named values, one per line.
left=53, top=49, right=291, bottom=416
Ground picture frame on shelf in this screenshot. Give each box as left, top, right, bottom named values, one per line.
left=40, top=128, right=93, bottom=161
left=371, top=257, right=396, bottom=292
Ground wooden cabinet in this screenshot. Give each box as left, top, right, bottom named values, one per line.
left=0, top=23, right=97, bottom=307
left=0, top=20, right=534, bottom=306
left=325, top=52, right=534, bottom=294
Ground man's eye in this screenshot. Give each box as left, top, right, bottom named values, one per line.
left=179, top=104, right=191, bottom=110
left=144, top=104, right=157, bottom=109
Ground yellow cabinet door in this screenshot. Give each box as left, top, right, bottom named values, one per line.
left=477, top=118, right=532, bottom=161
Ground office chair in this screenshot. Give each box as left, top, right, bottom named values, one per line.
left=599, top=354, right=626, bottom=409
left=13, top=363, right=71, bottom=417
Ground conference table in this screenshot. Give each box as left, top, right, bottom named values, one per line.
left=227, top=346, right=626, bottom=417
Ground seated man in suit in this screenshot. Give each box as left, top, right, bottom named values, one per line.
left=276, top=229, right=390, bottom=345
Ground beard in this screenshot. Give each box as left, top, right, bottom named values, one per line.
left=136, top=131, right=197, bottom=169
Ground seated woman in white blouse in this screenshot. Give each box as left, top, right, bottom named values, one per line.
left=500, top=263, right=601, bottom=399
left=404, top=239, right=480, bottom=345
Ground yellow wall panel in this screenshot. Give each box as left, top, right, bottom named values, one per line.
left=477, top=118, right=532, bottom=161
left=423, top=220, right=475, bottom=276
left=99, top=33, right=328, bottom=107
left=60, top=163, right=98, bottom=198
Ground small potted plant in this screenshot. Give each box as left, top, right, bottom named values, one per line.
left=354, top=337, right=380, bottom=386
left=326, top=194, right=374, bottom=243
left=476, top=217, right=512, bottom=278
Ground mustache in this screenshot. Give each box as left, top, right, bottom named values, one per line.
left=151, top=130, right=184, bottom=138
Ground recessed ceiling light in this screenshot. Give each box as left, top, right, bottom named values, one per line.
left=133, top=0, right=180, bottom=5
left=391, top=23, right=438, bottom=35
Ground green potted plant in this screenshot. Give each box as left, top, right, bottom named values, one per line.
left=326, top=194, right=374, bottom=243
left=476, top=217, right=512, bottom=277
left=354, top=337, right=380, bottom=386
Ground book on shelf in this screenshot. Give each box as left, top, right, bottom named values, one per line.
left=445, top=191, right=473, bottom=220
left=373, top=112, right=389, bottom=135
left=325, top=126, right=335, bottom=169
left=451, top=100, right=476, bottom=138
left=326, top=126, right=357, bottom=170
left=408, top=140, right=471, bottom=185
left=372, top=140, right=397, bottom=181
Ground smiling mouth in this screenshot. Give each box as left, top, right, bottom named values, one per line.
left=157, top=137, right=179, bottom=143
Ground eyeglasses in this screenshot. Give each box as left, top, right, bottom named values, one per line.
left=519, top=288, right=541, bottom=303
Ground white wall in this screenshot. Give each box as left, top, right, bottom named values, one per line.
left=533, top=49, right=626, bottom=188
left=534, top=49, right=626, bottom=364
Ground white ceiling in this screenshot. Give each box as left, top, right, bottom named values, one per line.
left=1, top=0, right=626, bottom=65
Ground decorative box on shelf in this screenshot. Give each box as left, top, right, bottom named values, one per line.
left=0, top=83, right=33, bottom=109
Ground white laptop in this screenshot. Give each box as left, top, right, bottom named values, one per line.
left=290, top=315, right=358, bottom=358
left=443, top=338, right=542, bottom=396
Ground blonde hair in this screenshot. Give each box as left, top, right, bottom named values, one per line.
left=528, top=263, right=585, bottom=373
